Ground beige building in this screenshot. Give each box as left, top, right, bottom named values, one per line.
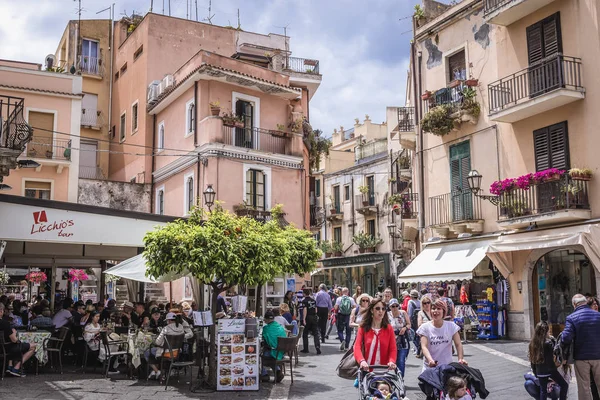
left=399, top=0, right=600, bottom=340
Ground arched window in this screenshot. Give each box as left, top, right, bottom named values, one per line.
left=188, top=103, right=195, bottom=134
left=187, top=176, right=194, bottom=212
left=157, top=189, right=164, bottom=215
left=158, top=123, right=165, bottom=151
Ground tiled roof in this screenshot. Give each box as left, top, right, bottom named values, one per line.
left=0, top=83, right=83, bottom=97
left=148, top=62, right=300, bottom=111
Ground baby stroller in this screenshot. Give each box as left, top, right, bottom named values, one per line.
left=418, top=363, right=489, bottom=400
left=358, top=366, right=406, bottom=399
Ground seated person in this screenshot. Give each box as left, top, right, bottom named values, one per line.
left=52, top=298, right=74, bottom=329
left=271, top=308, right=289, bottom=328
left=83, top=312, right=102, bottom=352
left=0, top=304, right=36, bottom=377
left=30, top=307, right=54, bottom=328
left=280, top=303, right=294, bottom=324
left=260, top=311, right=286, bottom=383
left=132, top=302, right=150, bottom=327
left=7, top=305, right=23, bottom=328
left=145, top=313, right=193, bottom=380
left=120, top=301, right=135, bottom=326
left=147, top=308, right=164, bottom=333
left=100, top=300, right=115, bottom=322
left=368, top=381, right=399, bottom=400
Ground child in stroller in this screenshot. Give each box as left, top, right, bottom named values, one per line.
left=358, top=366, right=406, bottom=399
left=418, top=363, right=489, bottom=400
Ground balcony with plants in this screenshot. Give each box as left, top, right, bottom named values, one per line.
left=420, top=84, right=481, bottom=137
left=356, top=185, right=377, bottom=215
left=319, top=240, right=345, bottom=258
left=492, top=168, right=592, bottom=229
left=484, top=0, right=558, bottom=26
left=352, top=232, right=384, bottom=254
left=326, top=195, right=343, bottom=222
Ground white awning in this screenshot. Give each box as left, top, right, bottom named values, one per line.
left=398, top=238, right=495, bottom=283
left=104, top=254, right=187, bottom=283
left=487, top=223, right=600, bottom=276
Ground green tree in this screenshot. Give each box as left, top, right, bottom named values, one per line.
left=143, top=204, right=320, bottom=386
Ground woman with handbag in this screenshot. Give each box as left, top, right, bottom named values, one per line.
left=388, top=298, right=411, bottom=377
left=354, top=298, right=397, bottom=372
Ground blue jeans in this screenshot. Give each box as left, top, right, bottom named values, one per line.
left=261, top=351, right=281, bottom=376
left=337, top=314, right=352, bottom=347
left=397, top=348, right=409, bottom=378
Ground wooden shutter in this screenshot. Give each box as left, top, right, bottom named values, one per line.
left=527, top=13, right=562, bottom=64
left=533, top=122, right=569, bottom=171
left=526, top=23, right=544, bottom=65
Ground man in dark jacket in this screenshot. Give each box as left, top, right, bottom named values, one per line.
left=561, top=293, right=600, bottom=400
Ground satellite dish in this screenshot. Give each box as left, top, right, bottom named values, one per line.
left=45, top=54, right=57, bottom=70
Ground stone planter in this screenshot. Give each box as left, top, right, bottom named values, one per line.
left=210, top=106, right=220, bottom=116
left=334, top=251, right=342, bottom=257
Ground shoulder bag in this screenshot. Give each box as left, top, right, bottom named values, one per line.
left=336, top=331, right=365, bottom=380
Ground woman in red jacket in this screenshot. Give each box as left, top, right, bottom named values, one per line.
left=354, top=298, right=397, bottom=371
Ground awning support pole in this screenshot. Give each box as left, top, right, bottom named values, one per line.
left=50, top=258, right=56, bottom=311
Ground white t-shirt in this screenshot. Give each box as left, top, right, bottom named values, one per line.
left=416, top=321, right=460, bottom=372
left=335, top=295, right=357, bottom=314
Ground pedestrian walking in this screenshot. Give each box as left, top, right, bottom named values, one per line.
left=528, top=321, right=568, bottom=400
left=334, top=287, right=356, bottom=351
left=401, top=291, right=411, bottom=312
left=354, top=298, right=397, bottom=372
left=562, top=293, right=600, bottom=400
left=437, top=288, right=455, bottom=321
left=351, top=294, right=372, bottom=328
left=383, top=287, right=393, bottom=308
left=314, top=283, right=332, bottom=343
left=300, top=288, right=321, bottom=355
left=353, top=286, right=363, bottom=302
left=407, top=290, right=421, bottom=356
left=388, top=298, right=411, bottom=378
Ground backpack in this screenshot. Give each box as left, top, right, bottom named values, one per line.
left=409, top=300, right=420, bottom=329
left=339, top=296, right=352, bottom=315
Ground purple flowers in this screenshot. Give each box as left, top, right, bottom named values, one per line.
left=490, top=168, right=565, bottom=195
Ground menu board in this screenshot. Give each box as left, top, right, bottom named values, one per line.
left=217, top=319, right=259, bottom=391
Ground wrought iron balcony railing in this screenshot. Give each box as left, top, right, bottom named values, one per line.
left=422, top=83, right=466, bottom=114
left=397, top=107, right=415, bottom=132
left=0, top=95, right=33, bottom=153
left=27, top=138, right=71, bottom=161
left=496, top=175, right=590, bottom=220
left=483, top=0, right=515, bottom=16
left=310, top=205, right=325, bottom=228
left=81, top=108, right=105, bottom=128
left=397, top=192, right=419, bottom=219
left=222, top=126, right=288, bottom=155
left=428, top=190, right=482, bottom=226
left=77, top=55, right=104, bottom=76
left=79, top=165, right=106, bottom=180
left=355, top=139, right=388, bottom=162
left=284, top=57, right=320, bottom=74
left=488, top=54, right=583, bottom=114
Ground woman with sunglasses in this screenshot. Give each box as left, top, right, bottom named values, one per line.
left=414, top=296, right=433, bottom=359
left=351, top=294, right=372, bottom=328
left=416, top=298, right=467, bottom=372
left=354, top=298, right=397, bottom=372
left=388, top=298, right=411, bottom=377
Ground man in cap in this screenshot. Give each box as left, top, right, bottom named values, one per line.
left=121, top=301, right=134, bottom=326
left=261, top=311, right=286, bottom=383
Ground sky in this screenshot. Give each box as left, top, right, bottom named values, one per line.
left=0, top=0, right=420, bottom=136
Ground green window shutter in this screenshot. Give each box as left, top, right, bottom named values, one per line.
left=315, top=180, right=321, bottom=197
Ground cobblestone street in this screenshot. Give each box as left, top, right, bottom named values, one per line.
left=0, top=339, right=579, bottom=399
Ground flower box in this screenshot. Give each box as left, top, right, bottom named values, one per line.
left=465, top=79, right=479, bottom=87
left=421, top=91, right=432, bottom=100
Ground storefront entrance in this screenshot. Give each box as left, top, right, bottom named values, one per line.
left=533, top=249, right=597, bottom=336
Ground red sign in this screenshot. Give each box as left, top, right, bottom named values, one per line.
left=30, top=210, right=75, bottom=238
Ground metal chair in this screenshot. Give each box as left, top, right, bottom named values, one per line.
left=99, top=331, right=130, bottom=378
left=43, top=326, right=70, bottom=374
left=81, top=339, right=99, bottom=374
left=294, top=325, right=304, bottom=366
left=0, top=336, right=8, bottom=381
left=262, top=336, right=297, bottom=384
left=284, top=324, right=294, bottom=335
left=160, top=334, right=195, bottom=391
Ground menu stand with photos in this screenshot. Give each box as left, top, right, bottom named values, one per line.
left=191, top=311, right=214, bottom=392
left=216, top=318, right=259, bottom=391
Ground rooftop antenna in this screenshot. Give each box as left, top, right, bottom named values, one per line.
left=204, top=0, right=215, bottom=24
left=274, top=24, right=290, bottom=65
left=74, top=0, right=83, bottom=72
left=237, top=8, right=241, bottom=29
left=195, top=0, right=198, bottom=21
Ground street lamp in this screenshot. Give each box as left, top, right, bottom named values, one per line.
left=0, top=184, right=12, bottom=191
left=387, top=223, right=397, bottom=237
left=203, top=184, right=216, bottom=211
left=467, top=169, right=500, bottom=206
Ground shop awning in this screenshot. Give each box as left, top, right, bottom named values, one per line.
left=487, top=223, right=600, bottom=276
left=398, top=238, right=495, bottom=283
left=104, top=254, right=186, bottom=283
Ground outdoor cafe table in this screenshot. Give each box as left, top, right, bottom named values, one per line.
left=17, top=331, right=52, bottom=365
left=120, top=330, right=156, bottom=368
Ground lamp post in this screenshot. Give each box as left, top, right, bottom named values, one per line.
left=203, top=184, right=216, bottom=211
left=387, top=223, right=397, bottom=237
left=467, top=169, right=500, bottom=206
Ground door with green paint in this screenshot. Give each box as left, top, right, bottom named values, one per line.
left=450, top=141, right=473, bottom=221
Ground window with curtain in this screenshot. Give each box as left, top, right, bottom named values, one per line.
left=246, top=169, right=265, bottom=210
left=24, top=181, right=51, bottom=199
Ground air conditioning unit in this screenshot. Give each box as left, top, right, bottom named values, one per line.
left=147, top=80, right=161, bottom=104
left=163, top=74, right=174, bottom=89
left=158, top=80, right=166, bottom=96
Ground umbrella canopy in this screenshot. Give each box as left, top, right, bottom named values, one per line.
left=103, top=254, right=186, bottom=283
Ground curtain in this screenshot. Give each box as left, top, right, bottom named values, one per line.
left=126, top=279, right=140, bottom=302
left=191, top=277, right=203, bottom=310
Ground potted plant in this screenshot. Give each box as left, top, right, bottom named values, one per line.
left=421, top=104, right=455, bottom=136
left=222, top=112, right=244, bottom=128
left=402, top=200, right=414, bottom=218
left=465, top=78, right=479, bottom=87
left=561, top=184, right=581, bottom=207
left=332, top=241, right=344, bottom=257
left=209, top=101, right=221, bottom=116
left=414, top=4, right=426, bottom=27
left=319, top=241, right=332, bottom=258
left=328, top=195, right=337, bottom=215
left=388, top=177, right=397, bottom=184
left=569, top=168, right=593, bottom=181
left=352, top=232, right=370, bottom=253
left=448, top=80, right=462, bottom=89
left=358, top=185, right=370, bottom=206
left=45, top=150, right=53, bottom=159
left=366, top=234, right=384, bottom=253
left=421, top=90, right=432, bottom=100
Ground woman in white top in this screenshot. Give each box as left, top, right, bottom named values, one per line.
left=417, top=296, right=433, bottom=327
left=146, top=313, right=194, bottom=379
left=83, top=312, right=102, bottom=351
left=416, top=299, right=467, bottom=372
left=350, top=294, right=372, bottom=328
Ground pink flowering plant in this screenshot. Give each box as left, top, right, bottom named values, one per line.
left=68, top=269, right=89, bottom=283
left=25, top=271, right=47, bottom=284
left=490, top=168, right=565, bottom=196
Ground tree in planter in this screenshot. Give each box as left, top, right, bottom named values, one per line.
left=358, top=185, right=370, bottom=206
left=331, top=241, right=344, bottom=257
left=143, top=204, right=320, bottom=388
left=319, top=240, right=332, bottom=257
left=352, top=232, right=371, bottom=253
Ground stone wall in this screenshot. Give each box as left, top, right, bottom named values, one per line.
left=78, top=179, right=151, bottom=213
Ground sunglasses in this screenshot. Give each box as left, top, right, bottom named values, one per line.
left=390, top=304, right=399, bottom=308
left=373, top=307, right=385, bottom=311
left=361, top=299, right=370, bottom=303
left=422, top=302, right=431, bottom=305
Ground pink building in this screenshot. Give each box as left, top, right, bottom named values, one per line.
left=0, top=59, right=82, bottom=202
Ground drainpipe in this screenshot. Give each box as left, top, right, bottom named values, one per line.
left=351, top=177, right=355, bottom=238
left=193, top=81, right=198, bottom=147
left=413, top=40, right=425, bottom=243
left=150, top=114, right=156, bottom=212
left=108, top=8, right=114, bottom=147
left=196, top=154, right=201, bottom=205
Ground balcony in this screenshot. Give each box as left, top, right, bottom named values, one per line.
left=77, top=56, right=104, bottom=77
left=496, top=175, right=591, bottom=229
left=0, top=95, right=33, bottom=180
left=355, top=139, right=388, bottom=163
left=422, top=84, right=466, bottom=114
left=326, top=203, right=343, bottom=223
left=428, top=191, right=484, bottom=237
left=27, top=137, right=71, bottom=161
left=396, top=192, right=419, bottom=220
left=81, top=108, right=105, bottom=130
left=356, top=194, right=377, bottom=215
left=221, top=126, right=291, bottom=155
left=488, top=55, right=584, bottom=123
left=79, top=166, right=106, bottom=180
left=283, top=57, right=320, bottom=75
left=310, top=205, right=325, bottom=230
left=484, top=0, right=558, bottom=26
